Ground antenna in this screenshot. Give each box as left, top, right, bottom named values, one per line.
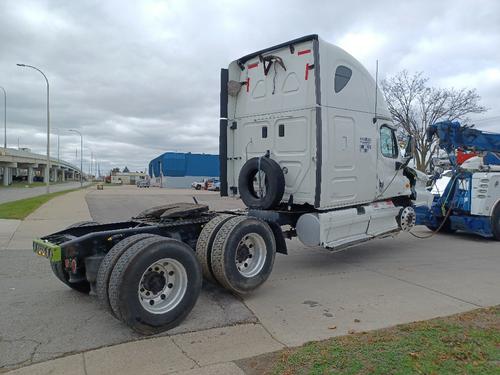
left=373, top=59, right=379, bottom=124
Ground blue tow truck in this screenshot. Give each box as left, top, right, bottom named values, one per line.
left=415, top=121, right=500, bottom=239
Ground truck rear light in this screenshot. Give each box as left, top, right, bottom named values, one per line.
left=64, top=259, right=70, bottom=269
left=71, top=259, right=77, bottom=273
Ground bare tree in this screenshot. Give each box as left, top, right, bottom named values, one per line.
left=381, top=71, right=487, bottom=172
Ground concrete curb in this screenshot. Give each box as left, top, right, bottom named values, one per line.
left=6, top=323, right=283, bottom=375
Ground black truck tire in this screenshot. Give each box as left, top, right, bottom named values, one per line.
left=195, top=214, right=235, bottom=284
left=210, top=216, right=276, bottom=295
left=96, top=233, right=157, bottom=316
left=108, top=236, right=202, bottom=334
left=238, top=157, right=285, bottom=210
left=50, top=262, right=91, bottom=294
left=492, top=203, right=500, bottom=241
left=66, top=221, right=99, bottom=229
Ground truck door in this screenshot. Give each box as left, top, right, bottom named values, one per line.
left=376, top=123, right=405, bottom=199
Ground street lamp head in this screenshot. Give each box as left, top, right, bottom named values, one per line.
left=16, top=63, right=26, bottom=67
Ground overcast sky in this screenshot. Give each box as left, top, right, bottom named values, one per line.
left=1, top=0, right=499, bottom=173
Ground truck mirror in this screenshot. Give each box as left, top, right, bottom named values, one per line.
left=404, top=136, right=414, bottom=159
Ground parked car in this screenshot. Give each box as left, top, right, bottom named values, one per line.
left=137, top=179, right=150, bottom=188
left=191, top=178, right=220, bottom=190
left=191, top=180, right=205, bottom=190
left=207, top=179, right=220, bottom=191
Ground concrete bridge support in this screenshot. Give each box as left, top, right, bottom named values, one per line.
left=28, top=166, right=34, bottom=184
left=2, top=167, right=11, bottom=186
left=1, top=162, right=17, bottom=186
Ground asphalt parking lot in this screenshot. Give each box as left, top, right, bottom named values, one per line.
left=1, top=185, right=499, bottom=370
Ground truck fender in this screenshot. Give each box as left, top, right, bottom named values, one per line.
left=267, top=221, right=287, bottom=255
left=84, top=254, right=105, bottom=283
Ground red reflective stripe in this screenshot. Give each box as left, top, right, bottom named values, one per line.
left=246, top=77, right=250, bottom=92
left=298, top=49, right=311, bottom=56
left=248, top=63, right=258, bottom=69
left=305, top=63, right=309, bottom=80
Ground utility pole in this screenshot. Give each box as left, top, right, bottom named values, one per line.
left=55, top=128, right=60, bottom=163
left=69, top=129, right=83, bottom=188
left=0, top=86, right=6, bottom=149
left=17, top=64, right=50, bottom=194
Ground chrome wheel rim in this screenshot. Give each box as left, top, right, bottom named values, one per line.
left=138, top=258, right=187, bottom=314
left=235, top=233, right=267, bottom=278
left=400, top=206, right=416, bottom=232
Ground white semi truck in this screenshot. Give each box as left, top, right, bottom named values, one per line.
left=33, top=35, right=432, bottom=334
left=220, top=34, right=432, bottom=249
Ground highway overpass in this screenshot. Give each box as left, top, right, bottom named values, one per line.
left=0, top=147, right=84, bottom=186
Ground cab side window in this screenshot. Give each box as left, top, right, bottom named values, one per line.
left=334, top=65, right=352, bottom=93
left=380, top=125, right=398, bottom=158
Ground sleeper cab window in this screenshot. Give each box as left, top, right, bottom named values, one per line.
left=334, top=65, right=352, bottom=93
left=380, top=125, right=398, bottom=158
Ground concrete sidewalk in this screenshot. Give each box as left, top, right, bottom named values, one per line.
left=4, top=188, right=92, bottom=251
left=7, top=324, right=282, bottom=375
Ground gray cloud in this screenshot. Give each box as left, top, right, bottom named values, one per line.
left=1, top=0, right=499, bottom=172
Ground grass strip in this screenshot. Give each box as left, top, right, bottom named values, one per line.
left=238, top=306, right=500, bottom=375
left=0, top=188, right=81, bottom=220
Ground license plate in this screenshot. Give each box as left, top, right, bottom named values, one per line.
left=33, top=239, right=61, bottom=261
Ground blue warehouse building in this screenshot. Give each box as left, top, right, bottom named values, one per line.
left=148, top=152, right=220, bottom=188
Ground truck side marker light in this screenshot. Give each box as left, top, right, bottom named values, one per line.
left=248, top=63, right=258, bottom=70
left=298, top=49, right=311, bottom=56
left=246, top=77, right=250, bottom=92
left=305, top=63, right=309, bottom=80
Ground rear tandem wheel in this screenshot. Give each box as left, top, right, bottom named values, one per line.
left=96, top=233, right=157, bottom=316
left=107, top=235, right=202, bottom=334
left=195, top=214, right=236, bottom=284
left=210, top=216, right=276, bottom=295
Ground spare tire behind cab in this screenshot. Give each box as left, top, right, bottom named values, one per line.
left=238, top=156, right=285, bottom=210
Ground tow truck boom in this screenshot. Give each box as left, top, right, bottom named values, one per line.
left=416, top=120, right=500, bottom=239
left=427, top=120, right=500, bottom=165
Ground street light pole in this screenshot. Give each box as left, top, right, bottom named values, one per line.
left=17, top=64, right=50, bottom=194
left=53, top=127, right=60, bottom=182
left=56, top=128, right=60, bottom=164
left=0, top=86, right=6, bottom=149
left=69, top=129, right=83, bottom=188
